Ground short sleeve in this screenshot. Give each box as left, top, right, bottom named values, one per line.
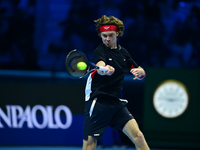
left=129, top=58, right=139, bottom=68
left=122, top=47, right=139, bottom=68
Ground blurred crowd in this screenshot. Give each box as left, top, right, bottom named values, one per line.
left=0, top=0, right=200, bottom=71
left=0, top=0, right=39, bottom=70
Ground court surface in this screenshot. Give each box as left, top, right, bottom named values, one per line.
left=0, top=147, right=181, bottom=150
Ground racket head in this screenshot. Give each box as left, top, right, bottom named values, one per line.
left=65, top=49, right=90, bottom=79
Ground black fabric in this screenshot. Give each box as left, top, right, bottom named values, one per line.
left=83, top=95, right=134, bottom=140
left=90, top=43, right=138, bottom=99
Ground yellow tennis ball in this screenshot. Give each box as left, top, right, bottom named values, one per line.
left=77, top=62, right=87, bottom=70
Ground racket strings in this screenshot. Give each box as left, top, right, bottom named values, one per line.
left=65, top=50, right=89, bottom=78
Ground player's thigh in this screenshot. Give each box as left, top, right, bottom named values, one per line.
left=122, top=119, right=142, bottom=140
left=109, top=106, right=134, bottom=131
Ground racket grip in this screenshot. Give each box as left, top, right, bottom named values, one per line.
left=97, top=66, right=108, bottom=71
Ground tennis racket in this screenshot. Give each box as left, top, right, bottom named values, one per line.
left=65, top=49, right=108, bottom=79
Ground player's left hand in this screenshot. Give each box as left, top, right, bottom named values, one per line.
left=130, top=67, right=145, bottom=80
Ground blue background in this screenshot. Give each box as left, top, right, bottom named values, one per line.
left=0, top=0, right=200, bottom=71
left=0, top=0, right=200, bottom=149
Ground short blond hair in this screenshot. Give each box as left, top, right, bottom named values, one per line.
left=94, top=15, right=125, bottom=37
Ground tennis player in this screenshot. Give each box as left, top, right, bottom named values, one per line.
left=83, top=15, right=150, bottom=150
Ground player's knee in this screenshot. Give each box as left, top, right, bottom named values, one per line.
left=86, top=136, right=97, bottom=146
left=83, top=140, right=87, bottom=145
left=87, top=138, right=96, bottom=145
left=83, top=138, right=96, bottom=150
left=133, top=131, right=145, bottom=145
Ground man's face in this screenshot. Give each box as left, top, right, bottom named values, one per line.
left=101, top=31, right=118, bottom=48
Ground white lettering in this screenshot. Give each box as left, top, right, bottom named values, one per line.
left=0, top=105, right=72, bottom=129
left=46, top=106, right=58, bottom=129
left=54, top=105, right=72, bottom=129
left=18, top=105, right=33, bottom=128
left=32, top=105, right=48, bottom=129
left=0, top=105, right=11, bottom=128
left=11, top=105, right=23, bottom=128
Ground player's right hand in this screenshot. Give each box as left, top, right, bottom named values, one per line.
left=105, top=65, right=115, bottom=76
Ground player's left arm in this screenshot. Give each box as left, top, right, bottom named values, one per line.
left=130, top=66, right=146, bottom=80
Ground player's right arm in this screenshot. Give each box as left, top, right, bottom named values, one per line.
left=96, top=60, right=115, bottom=76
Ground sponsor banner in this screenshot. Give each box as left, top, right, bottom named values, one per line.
left=0, top=82, right=85, bottom=114
left=0, top=105, right=72, bottom=129
left=0, top=105, right=114, bottom=145
left=0, top=72, right=141, bottom=146
left=0, top=105, right=83, bottom=145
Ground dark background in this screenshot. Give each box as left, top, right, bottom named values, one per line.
left=0, top=0, right=200, bottom=149
left=0, top=0, right=200, bottom=71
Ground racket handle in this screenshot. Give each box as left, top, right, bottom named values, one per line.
left=97, top=66, right=108, bottom=71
